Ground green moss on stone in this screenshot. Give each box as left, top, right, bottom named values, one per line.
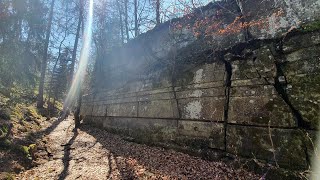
left=288, top=74, right=320, bottom=129
left=299, top=20, right=320, bottom=32
left=175, top=70, right=194, bottom=86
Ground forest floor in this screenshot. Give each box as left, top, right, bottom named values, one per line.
left=14, top=116, right=260, bottom=180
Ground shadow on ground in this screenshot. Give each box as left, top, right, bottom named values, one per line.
left=58, top=129, right=78, bottom=180
left=79, top=124, right=259, bottom=179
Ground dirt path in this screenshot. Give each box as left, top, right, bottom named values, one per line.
left=17, top=117, right=260, bottom=180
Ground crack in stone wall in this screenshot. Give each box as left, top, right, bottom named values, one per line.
left=272, top=40, right=310, bottom=129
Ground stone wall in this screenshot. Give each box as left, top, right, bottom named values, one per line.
left=81, top=0, right=320, bottom=170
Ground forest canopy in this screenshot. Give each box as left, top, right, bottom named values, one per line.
left=0, top=0, right=211, bottom=106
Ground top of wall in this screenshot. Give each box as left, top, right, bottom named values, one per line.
left=92, top=0, right=320, bottom=92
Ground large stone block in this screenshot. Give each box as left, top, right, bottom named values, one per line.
left=91, top=105, right=107, bottom=116
left=137, top=91, right=174, bottom=101
left=229, top=85, right=296, bottom=127
left=175, top=62, right=226, bottom=87
left=227, top=125, right=308, bottom=170
left=178, top=97, right=225, bottom=121
left=232, top=78, right=272, bottom=87
left=102, top=89, right=174, bottom=104
left=283, top=46, right=320, bottom=81
left=229, top=96, right=295, bottom=127
left=175, top=81, right=225, bottom=91
left=287, top=74, right=320, bottom=130
left=138, top=100, right=179, bottom=118
left=107, top=102, right=138, bottom=117
left=285, top=46, right=320, bottom=63
left=178, top=120, right=225, bottom=150
left=102, top=117, right=178, bottom=141
left=127, top=118, right=177, bottom=133
left=176, top=87, right=225, bottom=99
left=104, top=96, right=137, bottom=104
left=82, top=93, right=94, bottom=103
left=283, top=31, right=320, bottom=53
left=80, top=103, right=93, bottom=116
left=230, top=85, right=276, bottom=97
left=231, top=46, right=276, bottom=81
left=192, top=63, right=226, bottom=84
left=82, top=116, right=104, bottom=127
left=178, top=121, right=223, bottom=138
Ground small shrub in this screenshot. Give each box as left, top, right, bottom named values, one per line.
left=0, top=125, right=9, bottom=136
left=0, top=139, right=12, bottom=149
left=26, top=106, right=41, bottom=119
left=5, top=173, right=14, bottom=180
left=20, top=144, right=36, bottom=160
left=10, top=105, right=24, bottom=121
left=0, top=108, right=11, bottom=120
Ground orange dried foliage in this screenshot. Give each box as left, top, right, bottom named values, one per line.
left=172, top=8, right=286, bottom=38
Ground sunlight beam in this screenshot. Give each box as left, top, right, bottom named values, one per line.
left=62, top=0, right=94, bottom=117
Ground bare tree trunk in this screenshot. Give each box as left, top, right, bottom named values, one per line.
left=134, top=0, right=139, bottom=37
left=116, top=0, right=124, bottom=44
left=70, top=0, right=83, bottom=84
left=74, top=85, right=82, bottom=128
left=156, top=0, right=160, bottom=25
left=47, top=30, right=68, bottom=113
left=37, top=0, right=55, bottom=108
left=124, top=0, right=129, bottom=42
left=75, top=0, right=85, bottom=128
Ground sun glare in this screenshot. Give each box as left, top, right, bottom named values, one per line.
left=62, top=0, right=94, bottom=114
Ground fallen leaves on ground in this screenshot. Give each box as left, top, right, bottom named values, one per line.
left=16, top=117, right=260, bottom=179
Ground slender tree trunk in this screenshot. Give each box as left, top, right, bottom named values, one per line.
left=74, top=84, right=82, bottom=128
left=37, top=0, right=55, bottom=108
left=134, top=0, right=138, bottom=37
left=75, top=0, right=85, bottom=128
left=47, top=32, right=67, bottom=112
left=70, top=0, right=83, bottom=84
left=116, top=0, right=124, bottom=44
left=156, top=0, right=160, bottom=25
left=124, top=0, right=129, bottom=41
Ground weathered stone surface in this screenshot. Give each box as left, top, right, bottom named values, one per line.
left=82, top=116, right=105, bottom=127
left=138, top=100, right=179, bottom=118
left=283, top=30, right=320, bottom=53
left=241, top=0, right=320, bottom=39
left=91, top=105, right=107, bottom=116
left=177, top=121, right=225, bottom=150
left=82, top=94, right=94, bottom=103
left=230, top=85, right=276, bottom=97
left=231, top=46, right=276, bottom=81
left=175, top=81, right=225, bottom=91
left=229, top=85, right=295, bottom=127
left=80, top=104, right=93, bottom=116
left=178, top=121, right=223, bottom=138
left=178, top=97, right=225, bottom=121
left=175, top=63, right=226, bottom=87
left=305, top=130, right=319, bottom=164
left=176, top=87, right=225, bottom=99
left=227, top=125, right=308, bottom=170
left=99, top=91, right=174, bottom=104
left=231, top=78, right=272, bottom=87
left=83, top=116, right=178, bottom=141
left=107, top=102, right=138, bottom=117
left=285, top=46, right=320, bottom=63
left=229, top=96, right=295, bottom=127
left=287, top=74, right=320, bottom=130
left=137, top=92, right=174, bottom=101
left=283, top=56, right=320, bottom=77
